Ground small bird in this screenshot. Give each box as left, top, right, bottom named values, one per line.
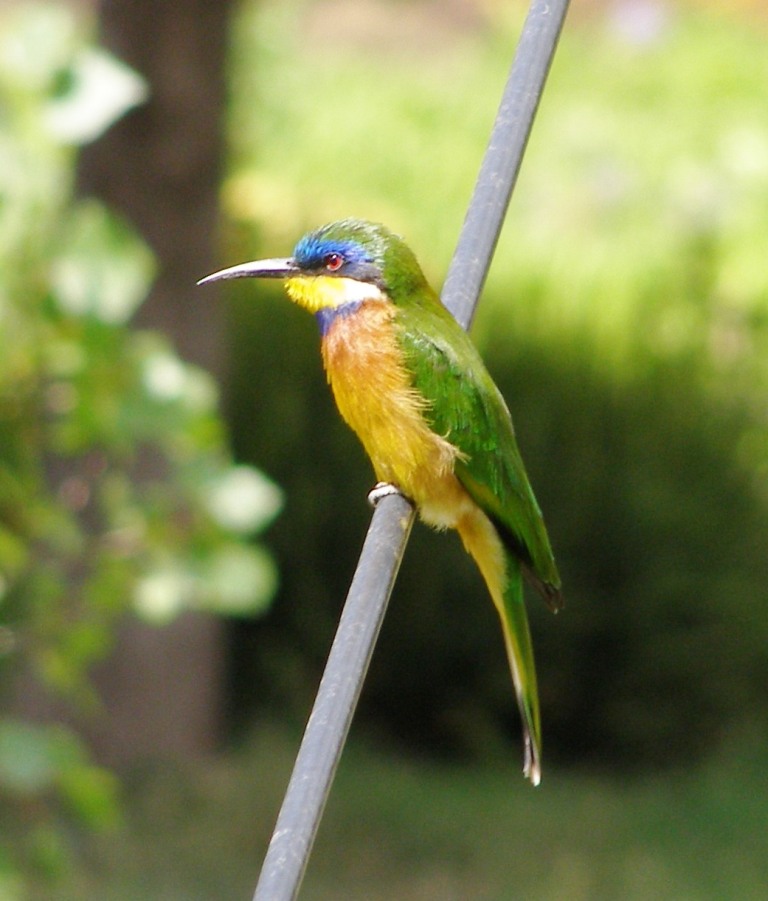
left=199, top=219, right=562, bottom=784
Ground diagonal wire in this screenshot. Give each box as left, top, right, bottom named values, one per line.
left=253, top=2, right=570, bottom=899
left=442, top=0, right=570, bottom=330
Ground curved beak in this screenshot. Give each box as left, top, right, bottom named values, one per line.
left=197, top=257, right=300, bottom=286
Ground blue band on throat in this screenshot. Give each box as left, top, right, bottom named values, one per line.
left=315, top=301, right=364, bottom=336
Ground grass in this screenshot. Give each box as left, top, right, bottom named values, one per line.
left=47, top=725, right=768, bottom=900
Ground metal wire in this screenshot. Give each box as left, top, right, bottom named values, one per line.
left=253, top=2, right=571, bottom=897
left=442, top=0, right=570, bottom=329
left=253, top=493, right=414, bottom=901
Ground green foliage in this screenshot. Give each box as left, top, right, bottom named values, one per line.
left=41, top=727, right=768, bottom=899
left=223, top=0, right=768, bottom=768
left=0, top=2, right=281, bottom=889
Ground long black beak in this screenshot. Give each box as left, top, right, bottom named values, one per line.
left=197, top=257, right=300, bottom=286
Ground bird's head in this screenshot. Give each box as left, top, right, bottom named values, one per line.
left=198, top=219, right=430, bottom=318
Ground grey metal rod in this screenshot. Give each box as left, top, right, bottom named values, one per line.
left=442, top=0, right=570, bottom=329
left=253, top=493, right=414, bottom=900
left=252, top=1, right=570, bottom=898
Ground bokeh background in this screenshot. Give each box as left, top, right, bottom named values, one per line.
left=1, top=0, right=767, bottom=897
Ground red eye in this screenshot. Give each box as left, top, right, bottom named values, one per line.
left=324, top=252, right=344, bottom=272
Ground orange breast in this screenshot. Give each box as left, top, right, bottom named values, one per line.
left=320, top=300, right=471, bottom=526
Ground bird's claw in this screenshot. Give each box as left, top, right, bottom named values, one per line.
left=367, top=481, right=402, bottom=507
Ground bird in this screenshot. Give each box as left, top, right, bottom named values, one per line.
left=199, top=218, right=562, bottom=785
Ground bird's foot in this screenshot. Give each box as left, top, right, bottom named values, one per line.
left=367, top=481, right=402, bottom=507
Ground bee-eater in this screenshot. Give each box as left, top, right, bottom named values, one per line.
left=199, top=219, right=562, bottom=784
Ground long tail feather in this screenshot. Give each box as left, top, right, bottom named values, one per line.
left=498, top=555, right=542, bottom=785
left=457, top=509, right=542, bottom=785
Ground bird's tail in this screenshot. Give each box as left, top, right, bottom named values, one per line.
left=497, top=554, right=542, bottom=785
left=457, top=511, right=542, bottom=785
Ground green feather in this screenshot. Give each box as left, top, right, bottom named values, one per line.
left=394, top=295, right=563, bottom=608
left=394, top=292, right=561, bottom=784
left=499, top=553, right=542, bottom=783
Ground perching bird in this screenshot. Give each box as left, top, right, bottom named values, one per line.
left=199, top=219, right=562, bottom=784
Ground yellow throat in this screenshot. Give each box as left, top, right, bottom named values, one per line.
left=285, top=275, right=385, bottom=313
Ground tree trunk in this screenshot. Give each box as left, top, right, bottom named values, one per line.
left=77, top=0, right=234, bottom=764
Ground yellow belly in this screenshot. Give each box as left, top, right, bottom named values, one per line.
left=320, top=300, right=473, bottom=528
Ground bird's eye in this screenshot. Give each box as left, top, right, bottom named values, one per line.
left=324, top=252, right=344, bottom=272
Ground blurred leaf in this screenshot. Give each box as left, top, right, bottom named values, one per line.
left=0, top=860, right=23, bottom=901
left=0, top=524, right=28, bottom=592
left=51, top=199, right=155, bottom=323
left=58, top=764, right=121, bottom=830
left=28, top=825, right=69, bottom=882
left=195, top=543, right=278, bottom=616
left=0, top=4, right=78, bottom=95
left=133, top=563, right=193, bottom=624
left=202, top=465, right=283, bottom=534
left=46, top=47, right=148, bottom=145
left=139, top=342, right=219, bottom=414
left=0, top=720, right=61, bottom=793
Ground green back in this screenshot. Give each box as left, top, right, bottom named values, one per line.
left=394, top=292, right=561, bottom=597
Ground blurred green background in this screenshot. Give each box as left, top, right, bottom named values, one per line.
left=2, top=0, right=768, bottom=897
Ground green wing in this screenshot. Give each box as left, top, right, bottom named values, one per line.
left=396, top=299, right=562, bottom=608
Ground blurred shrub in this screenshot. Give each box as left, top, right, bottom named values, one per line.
left=0, top=3, right=281, bottom=889
left=223, top=0, right=768, bottom=770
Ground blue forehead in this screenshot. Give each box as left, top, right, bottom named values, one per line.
left=293, top=234, right=372, bottom=270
